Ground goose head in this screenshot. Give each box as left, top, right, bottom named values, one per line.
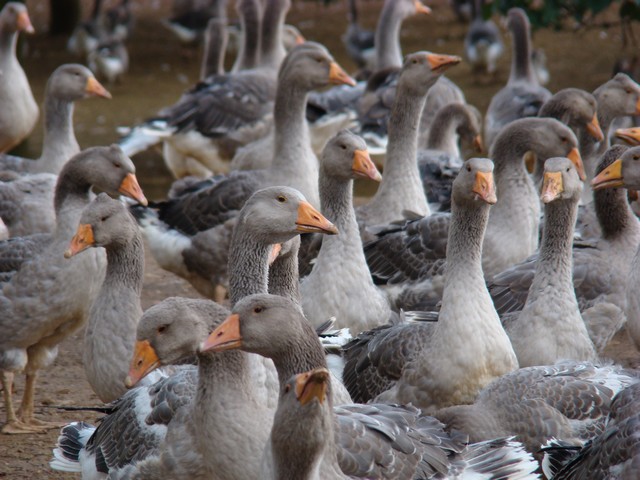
left=125, top=297, right=221, bottom=387
left=540, top=88, right=603, bottom=142
left=398, top=51, right=461, bottom=96
left=47, top=63, right=111, bottom=101
left=238, top=186, right=338, bottom=244
left=321, top=129, right=381, bottom=182
left=393, top=0, right=432, bottom=18
left=540, top=157, right=584, bottom=204
left=615, top=127, right=640, bottom=146
left=453, top=157, right=497, bottom=206
left=594, top=73, right=640, bottom=119
left=200, top=293, right=307, bottom=356
left=278, top=42, right=355, bottom=89
left=64, top=193, right=136, bottom=257
left=592, top=145, right=640, bottom=191
left=0, top=2, right=34, bottom=34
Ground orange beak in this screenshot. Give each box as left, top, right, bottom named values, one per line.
left=296, top=201, right=338, bottom=235
left=328, top=62, right=356, bottom=87
left=585, top=114, right=604, bottom=142
left=426, top=53, right=461, bottom=73
left=352, top=149, right=381, bottom=182
left=118, top=173, right=148, bottom=206
left=473, top=171, right=497, bottom=204
left=295, top=368, right=330, bottom=406
left=414, top=0, right=432, bottom=15
left=295, top=33, right=306, bottom=45
left=85, top=76, right=112, bottom=99
left=124, top=340, right=161, bottom=388
left=541, top=171, right=564, bottom=203
left=16, top=11, right=34, bottom=34
left=64, top=224, right=95, bottom=258
left=199, top=314, right=242, bottom=353
left=473, top=134, right=484, bottom=153
left=567, top=147, right=586, bottom=181
left=591, top=158, right=623, bottom=190
left=636, top=96, right=640, bottom=115
left=615, top=127, right=640, bottom=146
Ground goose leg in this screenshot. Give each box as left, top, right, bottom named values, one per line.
left=15, top=372, right=65, bottom=431
left=1, top=371, right=40, bottom=434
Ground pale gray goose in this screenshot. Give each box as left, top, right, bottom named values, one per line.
left=356, top=52, right=461, bottom=238
left=489, top=146, right=640, bottom=353
left=365, top=117, right=581, bottom=310
left=299, top=130, right=391, bottom=333
left=501, top=157, right=597, bottom=367
left=230, top=0, right=261, bottom=73
left=484, top=8, right=551, bottom=149
left=434, top=362, right=640, bottom=455
left=344, top=158, right=519, bottom=412
left=63, top=194, right=146, bottom=403
left=0, top=64, right=111, bottom=237
left=202, top=295, right=538, bottom=479
left=50, top=187, right=338, bottom=478
left=0, top=145, right=147, bottom=434
left=119, top=0, right=291, bottom=175
left=0, top=2, right=38, bottom=153
left=133, top=43, right=353, bottom=299
left=418, top=102, right=483, bottom=212
left=464, top=0, right=504, bottom=75
left=541, top=381, right=640, bottom=480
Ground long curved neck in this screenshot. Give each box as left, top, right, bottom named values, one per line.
left=0, top=29, right=17, bottom=63
left=508, top=15, right=536, bottom=84
left=427, top=109, right=464, bottom=154
left=268, top=237, right=301, bottom=306
left=201, top=21, right=228, bottom=78
left=526, top=198, right=577, bottom=303
left=232, top=0, right=261, bottom=72
left=103, top=233, right=144, bottom=292
left=374, top=0, right=404, bottom=69
left=36, top=95, right=80, bottom=174
left=260, top=0, right=287, bottom=72
left=594, top=186, right=636, bottom=240
left=228, top=224, right=272, bottom=306
left=54, top=158, right=93, bottom=214
left=443, top=202, right=487, bottom=285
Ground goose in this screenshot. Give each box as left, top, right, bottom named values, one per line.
left=365, top=117, right=581, bottom=310
left=299, top=130, right=391, bottom=332
left=489, top=145, right=640, bottom=353
left=63, top=194, right=146, bottom=403
left=541, top=381, right=640, bottom=479
left=464, top=0, right=504, bottom=75
left=202, top=296, right=539, bottom=480
left=501, top=157, right=597, bottom=367
left=67, top=0, right=102, bottom=58
left=0, top=145, right=147, bottom=434
left=133, top=43, right=354, bottom=299
left=342, top=0, right=375, bottom=70
left=356, top=51, right=462, bottom=236
left=230, top=0, right=261, bottom=73
left=345, top=157, right=519, bottom=412
left=50, top=187, right=338, bottom=477
left=0, top=64, right=111, bottom=237
left=120, top=0, right=291, bottom=175
left=0, top=2, right=38, bottom=153
left=434, top=362, right=640, bottom=455
left=588, top=144, right=640, bottom=352
left=484, top=8, right=551, bottom=149
left=87, top=38, right=129, bottom=84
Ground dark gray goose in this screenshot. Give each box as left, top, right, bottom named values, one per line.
left=202, top=294, right=539, bottom=480
left=501, top=157, right=597, bottom=367
left=488, top=145, right=640, bottom=353
left=0, top=64, right=111, bottom=237
left=484, top=8, right=551, bottom=149
left=134, top=43, right=353, bottom=299
left=50, top=186, right=338, bottom=477
left=0, top=145, right=147, bottom=434
left=365, top=117, right=581, bottom=310
left=464, top=0, right=504, bottom=75
left=345, top=158, right=519, bottom=412
left=0, top=2, right=38, bottom=153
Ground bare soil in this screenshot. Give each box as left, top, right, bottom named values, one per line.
left=1, top=1, right=640, bottom=478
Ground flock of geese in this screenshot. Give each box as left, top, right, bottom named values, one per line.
left=0, top=0, right=638, bottom=478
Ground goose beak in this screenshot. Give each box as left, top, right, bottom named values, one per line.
left=636, top=96, right=640, bottom=115
left=473, top=134, right=484, bottom=153
left=85, top=76, right=112, bottom=99
left=295, top=368, right=329, bottom=406
left=119, top=173, right=148, bottom=206
left=567, top=148, right=586, bottom=181
left=328, top=62, right=356, bottom=87
left=586, top=114, right=604, bottom=142
left=591, top=158, right=623, bottom=190
left=473, top=171, right=497, bottom=205
left=64, top=224, right=94, bottom=258
left=295, top=33, right=306, bottom=45
left=541, top=171, right=564, bottom=203
left=16, top=11, right=34, bottom=34
left=200, top=314, right=242, bottom=353
left=296, top=201, right=338, bottom=235
left=414, top=0, right=432, bottom=15
left=352, top=149, right=381, bottom=182
left=426, top=53, right=461, bottom=73
left=125, top=340, right=160, bottom=388
left=615, top=127, right=640, bottom=146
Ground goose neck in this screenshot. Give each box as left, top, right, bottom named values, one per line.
left=319, top=174, right=356, bottom=232
left=444, top=202, right=488, bottom=281
left=268, top=238, right=302, bottom=306
left=271, top=82, right=311, bottom=168
left=38, top=96, right=79, bottom=174
left=54, top=160, right=93, bottom=214
left=595, top=187, right=635, bottom=240
left=0, top=30, right=17, bottom=63
left=232, top=1, right=261, bottom=72
left=427, top=112, right=463, bottom=154
left=260, top=0, right=287, bottom=71
left=103, top=233, right=144, bottom=293
left=374, top=1, right=403, bottom=69
left=228, top=227, right=272, bottom=306
left=508, top=17, right=536, bottom=84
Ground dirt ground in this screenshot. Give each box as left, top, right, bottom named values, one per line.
left=1, top=0, right=640, bottom=478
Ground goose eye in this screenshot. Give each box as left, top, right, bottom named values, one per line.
left=561, top=137, right=567, bottom=143
left=566, top=167, right=571, bottom=172
left=157, top=325, right=168, bottom=334
left=411, top=58, right=418, bottom=65
left=626, top=88, right=633, bottom=94
left=113, top=162, right=121, bottom=168
left=277, top=195, right=287, bottom=203
left=466, top=165, right=471, bottom=172
left=254, top=306, right=263, bottom=313
left=101, top=216, right=108, bottom=222
left=634, top=156, right=639, bottom=161
left=284, top=384, right=291, bottom=393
